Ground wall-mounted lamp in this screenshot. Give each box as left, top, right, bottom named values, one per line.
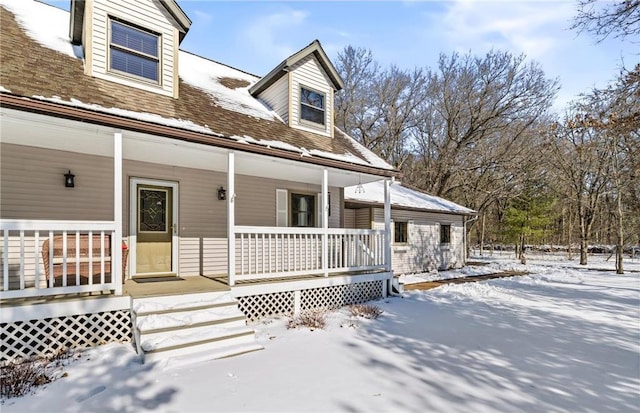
left=64, top=170, right=75, bottom=188
left=217, top=186, right=227, bottom=201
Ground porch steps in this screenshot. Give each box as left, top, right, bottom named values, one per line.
left=132, top=291, right=262, bottom=364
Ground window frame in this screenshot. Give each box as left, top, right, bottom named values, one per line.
left=299, top=86, right=326, bottom=126
left=290, top=192, right=316, bottom=228
left=440, top=223, right=451, bottom=245
left=394, top=221, right=408, bottom=245
left=108, top=18, right=161, bottom=84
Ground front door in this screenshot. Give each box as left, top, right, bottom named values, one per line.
left=130, top=179, right=178, bottom=276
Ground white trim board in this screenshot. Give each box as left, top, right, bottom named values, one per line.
left=128, top=178, right=179, bottom=277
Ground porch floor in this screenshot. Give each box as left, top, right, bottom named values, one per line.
left=124, top=276, right=230, bottom=298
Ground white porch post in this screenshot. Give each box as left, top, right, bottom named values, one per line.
left=227, top=152, right=236, bottom=286
left=113, top=131, right=123, bottom=295
left=384, top=179, right=392, bottom=274
left=322, top=168, right=328, bottom=277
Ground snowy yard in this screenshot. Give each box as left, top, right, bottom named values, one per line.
left=3, top=255, right=639, bottom=412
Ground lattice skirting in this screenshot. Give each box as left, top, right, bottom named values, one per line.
left=237, top=280, right=383, bottom=321
left=237, top=291, right=295, bottom=321
left=300, top=281, right=383, bottom=312
left=1, top=310, right=131, bottom=364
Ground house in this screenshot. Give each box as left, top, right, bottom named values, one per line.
left=0, top=0, right=400, bottom=364
left=345, top=181, right=475, bottom=274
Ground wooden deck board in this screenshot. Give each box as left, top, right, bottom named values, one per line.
left=124, top=276, right=230, bottom=298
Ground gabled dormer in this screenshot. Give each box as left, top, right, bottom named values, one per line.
left=249, top=40, right=344, bottom=138
left=69, top=0, right=191, bottom=98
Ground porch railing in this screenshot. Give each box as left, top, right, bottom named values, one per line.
left=234, top=226, right=386, bottom=282
left=0, top=220, right=119, bottom=299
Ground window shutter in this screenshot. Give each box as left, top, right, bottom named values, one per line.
left=276, top=189, right=288, bottom=227
left=407, top=220, right=414, bottom=242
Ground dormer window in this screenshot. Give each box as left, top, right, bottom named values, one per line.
left=300, top=87, right=325, bottom=125
left=109, top=20, right=160, bottom=83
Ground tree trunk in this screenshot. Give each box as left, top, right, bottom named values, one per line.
left=480, top=214, right=486, bottom=256
left=567, top=204, right=573, bottom=260
left=616, top=186, right=624, bottom=274
left=580, top=237, right=588, bottom=265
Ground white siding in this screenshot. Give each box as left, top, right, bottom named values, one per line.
left=344, top=209, right=355, bottom=229
left=290, top=55, right=333, bottom=137
left=89, top=0, right=179, bottom=97
left=355, top=208, right=372, bottom=229
left=372, top=208, right=465, bottom=273
left=257, top=75, right=289, bottom=124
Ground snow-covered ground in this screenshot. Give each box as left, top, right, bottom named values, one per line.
left=3, top=256, right=639, bottom=413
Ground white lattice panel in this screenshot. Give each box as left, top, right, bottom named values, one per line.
left=238, top=291, right=295, bottom=321
left=1, top=310, right=131, bottom=364
left=301, top=281, right=383, bottom=311
left=237, top=280, right=384, bottom=321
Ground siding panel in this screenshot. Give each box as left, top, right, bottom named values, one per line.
left=91, top=0, right=177, bottom=96
left=290, top=55, right=332, bottom=137
left=257, top=75, right=289, bottom=123
left=372, top=208, right=465, bottom=273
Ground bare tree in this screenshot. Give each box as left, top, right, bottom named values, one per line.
left=580, top=65, right=640, bottom=273
left=572, top=0, right=640, bottom=42
left=335, top=46, right=428, bottom=169
left=409, top=51, right=558, bottom=199
left=546, top=108, right=612, bottom=265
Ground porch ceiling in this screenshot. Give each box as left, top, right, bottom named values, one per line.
left=1, top=108, right=385, bottom=187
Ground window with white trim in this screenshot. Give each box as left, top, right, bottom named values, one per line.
left=109, top=19, right=160, bottom=83
left=291, top=193, right=316, bottom=227
left=394, top=221, right=408, bottom=244
left=300, top=87, right=325, bottom=125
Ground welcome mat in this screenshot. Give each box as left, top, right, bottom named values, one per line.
left=133, top=276, right=185, bottom=283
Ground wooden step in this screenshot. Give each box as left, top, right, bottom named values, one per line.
left=135, top=303, right=243, bottom=329
left=157, top=343, right=264, bottom=367
left=131, top=291, right=262, bottom=365
left=132, top=291, right=235, bottom=314
left=142, top=328, right=260, bottom=363
left=139, top=316, right=248, bottom=343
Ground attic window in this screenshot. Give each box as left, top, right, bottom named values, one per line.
left=300, top=87, right=325, bottom=125
left=109, top=20, right=160, bottom=83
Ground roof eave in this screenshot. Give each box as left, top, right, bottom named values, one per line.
left=344, top=199, right=477, bottom=216
left=284, top=40, right=344, bottom=91
left=0, top=93, right=401, bottom=179
left=69, top=0, right=85, bottom=45
left=69, top=0, right=191, bottom=45
left=248, top=61, right=287, bottom=96
left=158, top=0, right=192, bottom=44
left=249, top=40, right=344, bottom=97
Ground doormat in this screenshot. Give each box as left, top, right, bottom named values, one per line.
left=133, top=276, right=185, bottom=283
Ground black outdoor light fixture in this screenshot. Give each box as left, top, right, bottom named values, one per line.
left=217, top=186, right=226, bottom=200
left=64, top=170, right=75, bottom=188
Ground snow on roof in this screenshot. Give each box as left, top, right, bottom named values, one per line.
left=178, top=52, right=277, bottom=121
left=33, top=95, right=217, bottom=135
left=0, top=0, right=77, bottom=59
left=345, top=181, right=476, bottom=215
left=335, top=129, right=394, bottom=170
left=1, top=0, right=396, bottom=173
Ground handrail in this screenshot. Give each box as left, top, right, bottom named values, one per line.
left=1, top=220, right=120, bottom=300
left=235, top=225, right=384, bottom=236
left=0, top=219, right=115, bottom=231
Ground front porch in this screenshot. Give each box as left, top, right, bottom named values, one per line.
left=1, top=110, right=396, bottom=364
left=1, top=220, right=391, bottom=299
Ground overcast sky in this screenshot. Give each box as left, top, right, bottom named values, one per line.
left=41, top=0, right=637, bottom=112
